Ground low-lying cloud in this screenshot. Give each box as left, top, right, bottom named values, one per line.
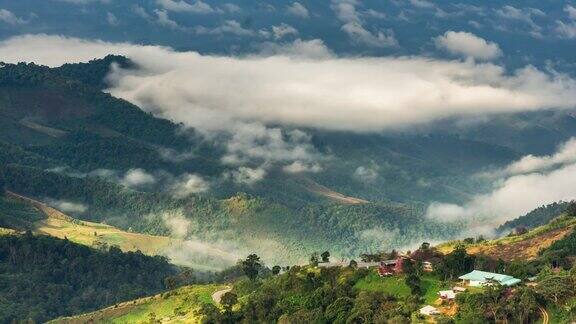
left=45, top=198, right=89, bottom=214
left=3, top=34, right=576, bottom=134
left=427, top=137, right=576, bottom=227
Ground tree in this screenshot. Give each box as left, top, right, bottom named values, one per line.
left=349, top=260, right=358, bottom=269
left=403, top=258, right=416, bottom=275
left=511, top=287, right=538, bottom=324
left=220, top=291, right=238, bottom=314
left=242, top=254, right=262, bottom=281
left=438, top=245, right=475, bottom=280
left=272, top=265, right=281, bottom=275
left=321, top=251, right=330, bottom=263
left=325, top=297, right=354, bottom=323
left=568, top=201, right=576, bottom=217
left=310, top=252, right=319, bottom=266
left=420, top=242, right=430, bottom=250
left=536, top=275, right=575, bottom=304
left=405, top=273, right=422, bottom=295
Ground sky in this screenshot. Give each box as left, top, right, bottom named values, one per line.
left=1, top=0, right=576, bottom=232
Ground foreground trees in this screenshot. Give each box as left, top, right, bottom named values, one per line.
left=0, top=234, right=179, bottom=323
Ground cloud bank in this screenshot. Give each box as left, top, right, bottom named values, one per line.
left=2, top=34, right=576, bottom=134
left=427, top=138, right=576, bottom=227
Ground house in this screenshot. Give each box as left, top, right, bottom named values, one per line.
left=458, top=270, right=521, bottom=287
left=423, top=261, right=433, bottom=272
left=439, top=290, right=457, bottom=300
left=317, top=260, right=348, bottom=268
left=420, top=305, right=440, bottom=316
left=377, top=258, right=407, bottom=276
left=378, top=264, right=394, bottom=277
left=452, top=286, right=466, bottom=292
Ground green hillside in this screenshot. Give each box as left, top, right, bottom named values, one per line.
left=0, top=233, right=185, bottom=323
left=1, top=57, right=575, bottom=267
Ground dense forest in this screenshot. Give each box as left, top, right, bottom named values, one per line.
left=497, top=201, right=571, bottom=233
left=197, top=239, right=576, bottom=324
left=0, top=233, right=182, bottom=323
left=1, top=164, right=461, bottom=264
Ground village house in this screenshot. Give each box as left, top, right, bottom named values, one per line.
left=419, top=305, right=440, bottom=316
left=439, top=290, right=457, bottom=301
left=458, top=270, right=521, bottom=287
left=422, top=261, right=433, bottom=272
left=377, top=258, right=405, bottom=277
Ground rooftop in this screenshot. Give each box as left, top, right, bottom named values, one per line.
left=458, top=270, right=521, bottom=286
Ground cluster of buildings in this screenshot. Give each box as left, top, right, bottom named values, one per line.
left=420, top=270, right=522, bottom=317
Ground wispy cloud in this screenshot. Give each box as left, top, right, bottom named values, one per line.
left=287, top=2, right=309, bottom=18
left=331, top=0, right=398, bottom=48
left=0, top=9, right=27, bottom=25
left=156, top=0, right=215, bottom=14
left=427, top=137, right=576, bottom=226
left=434, top=31, right=502, bottom=61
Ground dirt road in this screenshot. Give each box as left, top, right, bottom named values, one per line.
left=212, top=287, right=232, bottom=304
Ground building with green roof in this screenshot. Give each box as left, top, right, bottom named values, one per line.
left=458, top=270, right=521, bottom=287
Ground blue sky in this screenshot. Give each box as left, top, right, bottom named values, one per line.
left=0, top=0, right=575, bottom=73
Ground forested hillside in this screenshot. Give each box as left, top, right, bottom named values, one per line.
left=1, top=57, right=575, bottom=266
left=0, top=233, right=183, bottom=323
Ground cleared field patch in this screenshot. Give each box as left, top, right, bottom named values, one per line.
left=6, top=191, right=173, bottom=255
left=51, top=285, right=225, bottom=324
left=354, top=271, right=411, bottom=298
left=438, top=217, right=576, bottom=262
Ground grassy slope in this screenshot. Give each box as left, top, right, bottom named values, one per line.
left=3, top=192, right=173, bottom=256
left=438, top=216, right=576, bottom=261
left=51, top=285, right=225, bottom=324
left=354, top=270, right=448, bottom=305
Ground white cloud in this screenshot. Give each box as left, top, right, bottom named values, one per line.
left=427, top=138, right=576, bottom=225
left=193, top=20, right=254, bottom=36
left=504, top=138, right=576, bottom=175
left=283, top=161, right=323, bottom=174
left=565, top=5, right=576, bottom=20
left=222, top=3, right=241, bottom=13
left=221, top=124, right=317, bottom=165
left=258, top=38, right=333, bottom=59
left=287, top=2, right=309, bottom=18
left=354, top=165, right=379, bottom=182
left=363, top=9, right=386, bottom=19
left=161, top=210, right=192, bottom=238
left=495, top=5, right=543, bottom=37
left=0, top=9, right=26, bottom=25
left=55, top=0, right=110, bottom=4
left=435, top=31, right=502, bottom=61
left=169, top=173, right=210, bottom=197
left=46, top=198, right=88, bottom=214
left=556, top=20, right=576, bottom=39
left=133, top=5, right=150, bottom=19
left=332, top=0, right=398, bottom=48
left=154, top=9, right=183, bottom=30
left=3, top=34, right=576, bottom=135
left=271, top=23, right=298, bottom=39
left=121, top=168, right=157, bottom=188
left=106, top=12, right=119, bottom=26
left=156, top=0, right=214, bottom=14
left=409, top=0, right=435, bottom=9
left=229, top=167, right=266, bottom=185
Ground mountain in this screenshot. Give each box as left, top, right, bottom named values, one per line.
left=51, top=209, right=576, bottom=324
left=3, top=56, right=576, bottom=267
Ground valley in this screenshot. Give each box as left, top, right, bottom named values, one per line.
left=1, top=4, right=576, bottom=321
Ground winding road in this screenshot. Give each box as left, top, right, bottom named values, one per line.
left=538, top=306, right=549, bottom=324
left=212, top=288, right=232, bottom=305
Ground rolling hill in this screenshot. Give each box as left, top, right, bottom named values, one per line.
left=2, top=56, right=576, bottom=267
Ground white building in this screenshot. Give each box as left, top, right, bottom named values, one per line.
left=420, top=305, right=440, bottom=316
